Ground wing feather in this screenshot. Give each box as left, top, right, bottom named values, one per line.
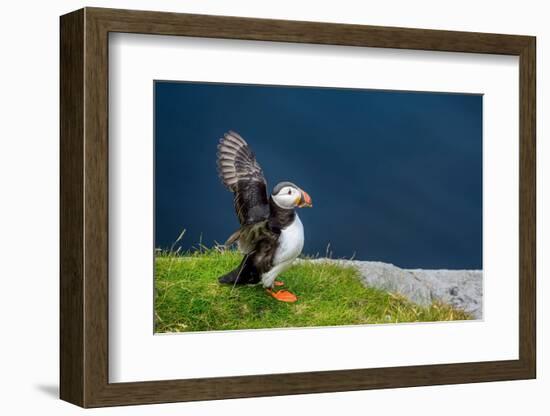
left=216, top=131, right=270, bottom=226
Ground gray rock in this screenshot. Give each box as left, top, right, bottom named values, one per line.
left=300, top=258, right=482, bottom=319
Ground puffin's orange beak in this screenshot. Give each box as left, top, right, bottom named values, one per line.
left=299, top=190, right=312, bottom=208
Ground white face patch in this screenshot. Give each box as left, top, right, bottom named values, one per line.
left=272, top=186, right=301, bottom=210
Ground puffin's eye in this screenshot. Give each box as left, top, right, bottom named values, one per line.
left=287, top=189, right=292, bottom=195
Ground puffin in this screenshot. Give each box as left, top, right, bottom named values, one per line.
left=216, top=131, right=312, bottom=303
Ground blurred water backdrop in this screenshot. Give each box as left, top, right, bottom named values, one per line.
left=154, top=81, right=482, bottom=269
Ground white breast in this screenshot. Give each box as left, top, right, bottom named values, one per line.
left=260, top=214, right=305, bottom=288
left=274, top=214, right=305, bottom=265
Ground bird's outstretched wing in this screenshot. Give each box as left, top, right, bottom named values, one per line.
left=217, top=131, right=270, bottom=226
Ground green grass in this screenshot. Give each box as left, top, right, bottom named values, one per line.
left=154, top=249, right=472, bottom=333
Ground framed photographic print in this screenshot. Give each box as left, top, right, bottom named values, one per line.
left=60, top=7, right=536, bottom=408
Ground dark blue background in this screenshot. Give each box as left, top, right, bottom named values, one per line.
left=155, top=81, right=482, bottom=269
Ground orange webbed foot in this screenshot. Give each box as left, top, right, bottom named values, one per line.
left=274, top=280, right=284, bottom=287
left=267, top=289, right=298, bottom=303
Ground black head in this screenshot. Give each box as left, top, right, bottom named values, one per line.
left=271, top=181, right=312, bottom=210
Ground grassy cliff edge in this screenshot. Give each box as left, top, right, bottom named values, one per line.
left=154, top=249, right=471, bottom=333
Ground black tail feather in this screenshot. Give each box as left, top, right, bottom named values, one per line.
left=218, top=254, right=261, bottom=285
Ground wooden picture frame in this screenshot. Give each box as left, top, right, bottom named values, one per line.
left=60, top=7, right=536, bottom=408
